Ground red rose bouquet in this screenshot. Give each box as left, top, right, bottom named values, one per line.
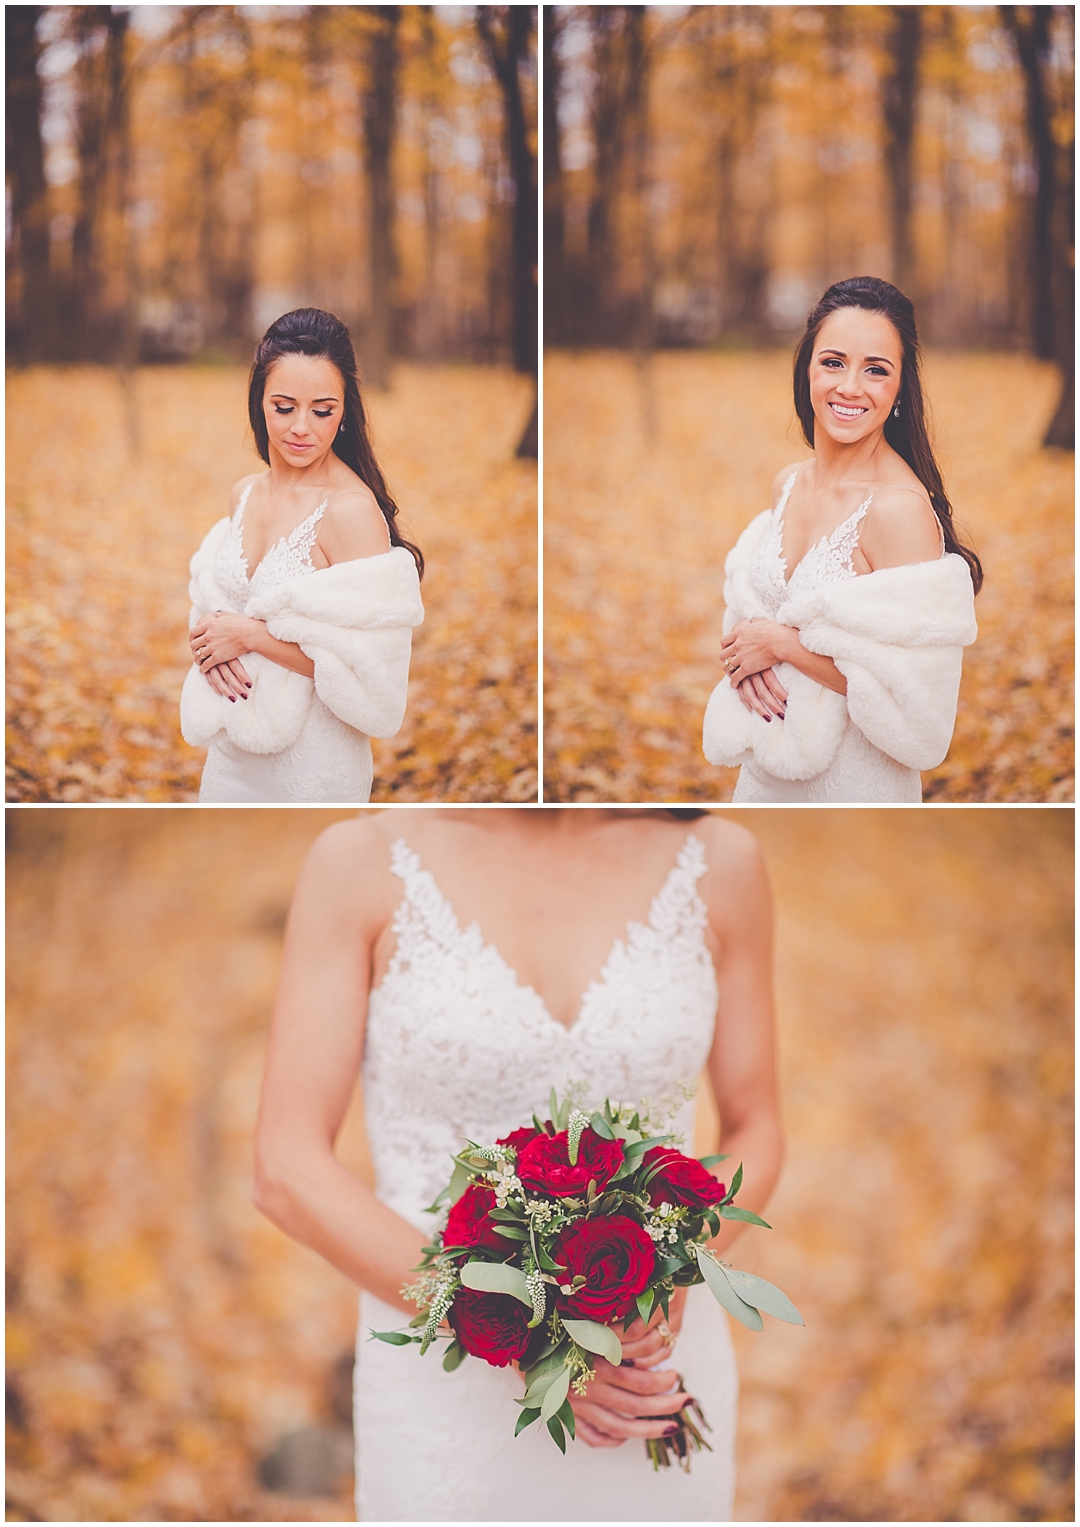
left=373, top=1092, right=802, bottom=1468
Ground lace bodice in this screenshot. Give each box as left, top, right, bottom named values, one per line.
left=362, top=835, right=720, bottom=1232
left=750, top=467, right=871, bottom=616
left=214, top=480, right=326, bottom=608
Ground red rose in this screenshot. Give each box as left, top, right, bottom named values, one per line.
left=448, top=1287, right=531, bottom=1367
left=642, top=1146, right=725, bottom=1209
left=553, top=1214, right=655, bottom=1324
left=517, top=1128, right=624, bottom=1198
left=495, top=1126, right=543, bottom=1153
left=443, top=1184, right=507, bottom=1254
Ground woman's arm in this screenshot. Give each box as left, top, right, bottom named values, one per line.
left=191, top=611, right=316, bottom=682
left=700, top=819, right=784, bottom=1253
left=722, top=620, right=848, bottom=696
left=252, top=823, right=424, bottom=1312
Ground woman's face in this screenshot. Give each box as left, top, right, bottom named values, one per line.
left=262, top=352, right=345, bottom=468
left=808, top=307, right=903, bottom=446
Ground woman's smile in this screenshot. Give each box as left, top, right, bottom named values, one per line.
left=827, top=401, right=869, bottom=420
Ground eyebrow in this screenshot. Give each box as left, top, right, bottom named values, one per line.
left=269, top=392, right=341, bottom=402
left=819, top=348, right=896, bottom=366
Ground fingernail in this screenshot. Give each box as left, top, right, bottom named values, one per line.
left=763, top=714, right=771, bottom=723
left=664, top=1424, right=679, bottom=1435
left=624, top=1359, right=636, bottom=1367
left=241, top=693, right=248, bottom=700
left=229, top=696, right=235, bottom=703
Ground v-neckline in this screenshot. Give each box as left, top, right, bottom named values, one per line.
left=235, top=481, right=327, bottom=583
left=385, top=835, right=701, bottom=1036
left=777, top=469, right=873, bottom=586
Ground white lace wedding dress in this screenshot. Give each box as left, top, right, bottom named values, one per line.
left=731, top=468, right=924, bottom=802
left=354, top=833, right=739, bottom=1522
left=196, top=483, right=387, bottom=804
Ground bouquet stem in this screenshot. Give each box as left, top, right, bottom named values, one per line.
left=645, top=1381, right=712, bottom=1472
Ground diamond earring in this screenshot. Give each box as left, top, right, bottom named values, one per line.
left=893, top=404, right=901, bottom=418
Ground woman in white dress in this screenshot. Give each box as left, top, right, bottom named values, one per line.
left=180, top=309, right=424, bottom=803
left=253, top=808, right=783, bottom=1521
left=703, top=276, right=982, bottom=803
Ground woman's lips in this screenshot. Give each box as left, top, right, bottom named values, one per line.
left=828, top=401, right=868, bottom=419
left=286, top=441, right=315, bottom=450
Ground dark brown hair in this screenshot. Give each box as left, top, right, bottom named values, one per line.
left=248, top=308, right=423, bottom=577
left=793, top=276, right=982, bottom=593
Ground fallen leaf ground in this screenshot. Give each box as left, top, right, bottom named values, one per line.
left=543, top=349, right=1073, bottom=802
left=5, top=808, right=1072, bottom=1522
left=6, top=363, right=538, bottom=803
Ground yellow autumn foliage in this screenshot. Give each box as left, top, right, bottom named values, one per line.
left=6, top=364, right=537, bottom=803
left=543, top=350, right=1073, bottom=802
left=6, top=807, right=1072, bottom=1522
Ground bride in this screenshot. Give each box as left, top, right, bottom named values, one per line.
left=180, top=309, right=424, bottom=804
left=253, top=808, right=783, bottom=1521
left=703, top=275, right=982, bottom=803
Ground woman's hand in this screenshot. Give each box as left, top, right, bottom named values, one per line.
left=736, top=670, right=787, bottom=721
left=720, top=618, right=797, bottom=685
left=204, top=657, right=253, bottom=702
left=568, top=1289, right=688, bottom=1449
left=191, top=610, right=262, bottom=672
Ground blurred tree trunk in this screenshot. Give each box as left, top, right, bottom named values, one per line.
left=881, top=6, right=922, bottom=294
left=71, top=6, right=118, bottom=357
left=711, top=8, right=773, bottom=341
left=477, top=5, right=537, bottom=457
left=542, top=5, right=565, bottom=346
left=1001, top=5, right=1073, bottom=448
left=477, top=5, right=538, bottom=377
left=362, top=6, right=400, bottom=388
left=586, top=7, right=631, bottom=343
left=107, top=6, right=140, bottom=450
left=5, top=6, right=53, bottom=362
left=418, top=5, right=441, bottom=358
left=625, top=6, right=656, bottom=435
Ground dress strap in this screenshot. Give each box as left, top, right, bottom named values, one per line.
left=647, top=834, right=709, bottom=942
left=387, top=839, right=461, bottom=959
left=775, top=468, right=801, bottom=521
left=233, top=480, right=255, bottom=523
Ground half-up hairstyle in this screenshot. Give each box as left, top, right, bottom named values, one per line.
left=793, top=276, right=982, bottom=593
left=248, top=308, right=423, bottom=577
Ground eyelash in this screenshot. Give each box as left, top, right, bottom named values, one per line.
left=272, top=405, right=334, bottom=417
left=821, top=359, right=889, bottom=377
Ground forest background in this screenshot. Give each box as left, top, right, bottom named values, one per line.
left=542, top=4, right=1074, bottom=802
left=6, top=4, right=539, bottom=803
left=6, top=806, right=1073, bottom=1522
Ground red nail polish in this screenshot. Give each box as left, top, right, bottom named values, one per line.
left=664, top=1424, right=679, bottom=1435
left=763, top=714, right=771, bottom=723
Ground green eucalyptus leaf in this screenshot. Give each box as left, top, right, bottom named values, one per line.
left=721, top=1267, right=804, bottom=1326
left=442, top=1340, right=467, bottom=1371
left=493, top=1224, right=530, bottom=1240
left=514, top=1406, right=541, bottom=1437
left=549, top=1088, right=560, bottom=1127
left=635, top=1288, right=656, bottom=1327
left=556, top=1397, right=577, bottom=1440
left=523, top=1366, right=563, bottom=1407
left=560, top=1318, right=622, bottom=1366
left=727, top=1162, right=744, bottom=1199
left=460, top=1260, right=533, bottom=1306
left=623, top=1134, right=674, bottom=1160
left=698, top=1153, right=730, bottom=1168
left=589, top=1111, right=616, bottom=1140
left=720, top=1206, right=772, bottom=1228
left=370, top=1330, right=416, bottom=1345
left=540, top=1363, right=572, bottom=1423
left=546, top=1413, right=567, bottom=1453
left=695, top=1247, right=764, bottom=1330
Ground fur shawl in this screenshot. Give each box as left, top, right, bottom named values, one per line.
left=180, top=517, right=424, bottom=755
left=703, top=510, right=978, bottom=779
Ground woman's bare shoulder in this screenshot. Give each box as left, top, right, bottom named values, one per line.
left=318, top=479, right=391, bottom=561
left=690, top=815, right=771, bottom=910
left=293, top=812, right=417, bottom=925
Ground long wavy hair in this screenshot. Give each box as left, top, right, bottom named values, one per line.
left=793, top=276, right=982, bottom=593
left=248, top=308, right=423, bottom=576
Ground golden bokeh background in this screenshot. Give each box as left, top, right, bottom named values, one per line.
left=6, top=806, right=1073, bottom=1522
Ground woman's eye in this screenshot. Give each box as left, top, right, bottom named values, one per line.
left=868, top=366, right=888, bottom=377
left=314, top=410, right=333, bottom=419
left=822, top=358, right=842, bottom=368
left=273, top=405, right=294, bottom=414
